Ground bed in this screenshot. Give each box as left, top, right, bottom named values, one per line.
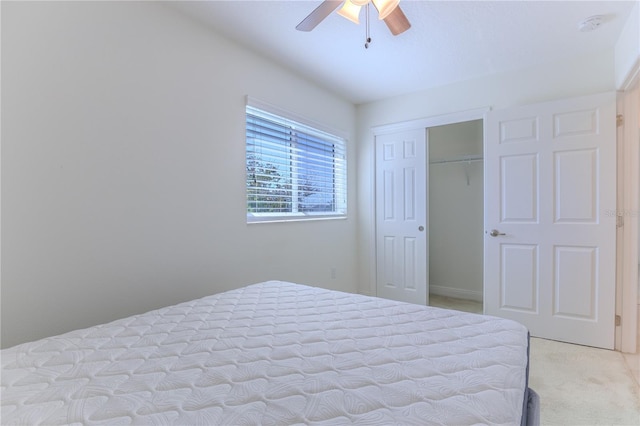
left=1, top=280, right=539, bottom=425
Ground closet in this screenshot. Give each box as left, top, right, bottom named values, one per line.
left=428, top=120, right=484, bottom=303
left=375, top=93, right=625, bottom=348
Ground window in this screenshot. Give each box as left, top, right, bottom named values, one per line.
left=246, top=100, right=347, bottom=223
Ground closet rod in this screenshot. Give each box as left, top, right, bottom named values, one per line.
left=429, top=157, right=483, bottom=165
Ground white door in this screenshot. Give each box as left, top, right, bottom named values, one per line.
left=484, top=92, right=617, bottom=349
left=375, top=129, right=428, bottom=305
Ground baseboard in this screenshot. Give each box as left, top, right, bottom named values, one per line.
left=429, top=285, right=483, bottom=302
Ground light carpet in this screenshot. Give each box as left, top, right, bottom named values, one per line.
left=430, top=294, right=640, bottom=425
left=529, top=337, right=640, bottom=426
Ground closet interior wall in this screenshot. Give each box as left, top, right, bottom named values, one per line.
left=428, top=120, right=484, bottom=302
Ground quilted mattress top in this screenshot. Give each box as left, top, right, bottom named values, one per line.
left=1, top=281, right=529, bottom=425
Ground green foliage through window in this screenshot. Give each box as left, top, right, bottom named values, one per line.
left=246, top=105, right=346, bottom=221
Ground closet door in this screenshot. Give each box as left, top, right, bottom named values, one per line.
left=484, top=92, right=616, bottom=349
left=375, top=129, right=428, bottom=305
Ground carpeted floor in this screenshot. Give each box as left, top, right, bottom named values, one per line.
left=529, top=337, right=640, bottom=426
left=429, top=294, right=640, bottom=425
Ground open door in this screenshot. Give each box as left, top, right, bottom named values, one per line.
left=375, top=129, right=428, bottom=305
left=484, top=92, right=617, bottom=349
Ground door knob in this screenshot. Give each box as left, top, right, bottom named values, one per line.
left=418, top=226, right=425, bottom=232
left=489, top=229, right=506, bottom=237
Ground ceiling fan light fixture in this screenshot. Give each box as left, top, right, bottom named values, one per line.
left=372, top=0, right=399, bottom=20
left=337, top=0, right=362, bottom=24
left=295, top=0, right=410, bottom=38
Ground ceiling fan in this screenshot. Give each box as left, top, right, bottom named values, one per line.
left=296, top=0, right=411, bottom=36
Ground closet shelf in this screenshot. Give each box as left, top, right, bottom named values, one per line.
left=429, top=155, right=483, bottom=165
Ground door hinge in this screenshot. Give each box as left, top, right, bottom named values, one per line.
left=617, top=114, right=624, bottom=127
left=615, top=315, right=621, bottom=326
left=617, top=214, right=624, bottom=228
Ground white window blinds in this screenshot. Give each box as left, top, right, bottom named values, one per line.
left=246, top=102, right=347, bottom=222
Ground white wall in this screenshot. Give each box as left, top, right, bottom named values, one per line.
left=1, top=1, right=358, bottom=348
left=613, top=2, right=640, bottom=346
left=356, top=51, right=617, bottom=296
left=428, top=121, right=483, bottom=301
left=615, top=1, right=639, bottom=89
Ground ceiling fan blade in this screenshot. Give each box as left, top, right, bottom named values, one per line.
left=383, top=5, right=411, bottom=36
left=296, top=0, right=343, bottom=32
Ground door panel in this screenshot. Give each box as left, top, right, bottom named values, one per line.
left=501, top=244, right=538, bottom=313
left=485, top=92, right=616, bottom=349
left=555, top=149, right=597, bottom=222
left=375, top=129, right=427, bottom=305
left=501, top=154, right=538, bottom=222
left=554, top=246, right=597, bottom=319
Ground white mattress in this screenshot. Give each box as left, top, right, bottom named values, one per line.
left=1, top=281, right=530, bottom=425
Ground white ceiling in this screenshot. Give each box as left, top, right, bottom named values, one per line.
left=168, top=0, right=637, bottom=104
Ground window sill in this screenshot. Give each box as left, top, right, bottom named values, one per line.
left=247, top=215, right=347, bottom=225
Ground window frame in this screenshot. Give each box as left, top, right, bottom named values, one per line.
left=245, top=97, right=347, bottom=224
